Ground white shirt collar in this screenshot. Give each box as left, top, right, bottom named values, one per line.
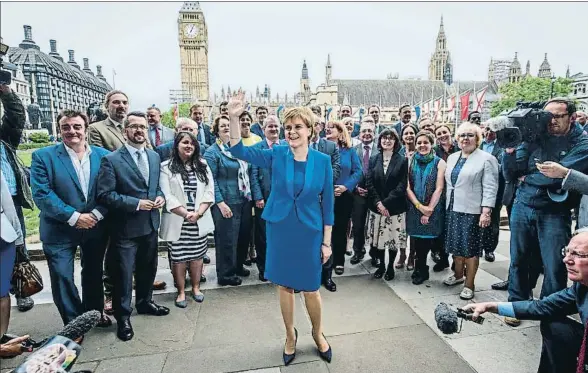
left=63, top=143, right=92, bottom=158
left=125, top=143, right=145, bottom=157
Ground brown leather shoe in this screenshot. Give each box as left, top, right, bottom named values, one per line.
left=73, top=335, right=84, bottom=345
left=104, top=297, right=114, bottom=316
left=153, top=280, right=167, bottom=291
left=96, top=314, right=112, bottom=328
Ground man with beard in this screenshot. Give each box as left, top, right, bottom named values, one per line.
left=146, top=107, right=174, bottom=148
left=88, top=91, right=164, bottom=316
left=189, top=103, right=214, bottom=147
left=310, top=115, right=341, bottom=291
left=350, top=121, right=378, bottom=266
left=393, top=104, right=413, bottom=135
left=30, top=110, right=112, bottom=333
left=97, top=111, right=169, bottom=342
left=250, top=115, right=286, bottom=282
left=468, top=111, right=482, bottom=126
left=250, top=106, right=268, bottom=139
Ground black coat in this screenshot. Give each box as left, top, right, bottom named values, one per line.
left=366, top=151, right=408, bottom=216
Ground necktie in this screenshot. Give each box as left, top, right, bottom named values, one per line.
left=155, top=127, right=162, bottom=146
left=577, top=322, right=588, bottom=373
left=363, top=145, right=370, bottom=173
left=136, top=151, right=149, bottom=183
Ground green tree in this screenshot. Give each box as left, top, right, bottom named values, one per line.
left=490, top=76, right=574, bottom=117
left=161, top=103, right=192, bottom=128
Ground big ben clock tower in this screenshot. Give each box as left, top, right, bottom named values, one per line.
left=178, top=2, right=209, bottom=103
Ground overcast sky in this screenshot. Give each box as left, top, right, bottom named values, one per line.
left=2, top=1, right=587, bottom=110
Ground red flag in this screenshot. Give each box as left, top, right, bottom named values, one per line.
left=460, top=92, right=471, bottom=121
left=476, top=86, right=488, bottom=111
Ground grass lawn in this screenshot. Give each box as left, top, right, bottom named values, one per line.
left=17, top=150, right=40, bottom=243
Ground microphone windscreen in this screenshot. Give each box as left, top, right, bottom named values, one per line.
left=486, top=116, right=513, bottom=132
left=434, top=302, right=458, bottom=335
left=57, top=310, right=101, bottom=340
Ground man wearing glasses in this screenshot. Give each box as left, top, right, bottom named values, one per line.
left=502, top=98, right=588, bottom=371
left=462, top=229, right=588, bottom=373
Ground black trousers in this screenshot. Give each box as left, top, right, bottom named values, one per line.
left=107, top=231, right=158, bottom=321
left=411, top=237, right=435, bottom=272
left=351, top=193, right=372, bottom=257
left=253, top=206, right=267, bottom=274
left=484, top=203, right=503, bottom=254
left=332, top=192, right=354, bottom=267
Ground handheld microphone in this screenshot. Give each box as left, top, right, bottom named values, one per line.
left=434, top=303, right=484, bottom=335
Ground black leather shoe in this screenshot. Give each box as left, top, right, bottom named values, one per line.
left=200, top=274, right=207, bottom=283
left=373, top=267, right=385, bottom=279
left=203, top=255, right=211, bottom=264
left=384, top=265, right=395, bottom=281
left=334, top=266, right=344, bottom=275
left=96, top=314, right=112, bottom=328
left=283, top=328, right=298, bottom=366
left=433, top=260, right=449, bottom=272
left=117, top=319, right=134, bottom=341
left=371, top=258, right=380, bottom=267
left=485, top=252, right=496, bottom=262
left=259, top=272, right=268, bottom=282
left=491, top=280, right=508, bottom=291
left=431, top=252, right=441, bottom=264
left=218, top=277, right=242, bottom=286
left=323, top=278, right=337, bottom=292
left=350, top=253, right=364, bottom=265
left=236, top=267, right=251, bottom=277
left=136, top=301, right=170, bottom=316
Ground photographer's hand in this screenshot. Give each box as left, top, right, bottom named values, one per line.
left=537, top=161, right=569, bottom=179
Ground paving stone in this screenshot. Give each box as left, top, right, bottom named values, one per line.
left=94, top=352, right=167, bottom=373
left=280, top=361, right=329, bottom=373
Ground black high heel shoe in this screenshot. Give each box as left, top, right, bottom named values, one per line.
left=283, top=328, right=298, bottom=366
left=312, top=329, right=332, bottom=363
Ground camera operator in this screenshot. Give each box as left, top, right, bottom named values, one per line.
left=503, top=97, right=588, bottom=371
left=0, top=83, right=35, bottom=312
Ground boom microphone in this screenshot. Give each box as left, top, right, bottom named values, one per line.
left=434, top=303, right=485, bottom=335
left=486, top=115, right=514, bottom=133
left=58, top=310, right=101, bottom=341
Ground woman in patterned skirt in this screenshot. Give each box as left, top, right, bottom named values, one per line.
left=366, top=128, right=408, bottom=281
left=406, top=131, right=446, bottom=285
left=160, top=129, right=215, bottom=307
left=443, top=122, right=499, bottom=300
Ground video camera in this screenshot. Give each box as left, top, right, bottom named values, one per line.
left=0, top=40, right=12, bottom=85
left=487, top=101, right=554, bottom=149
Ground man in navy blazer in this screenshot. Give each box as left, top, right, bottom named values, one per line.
left=190, top=103, right=215, bottom=146
left=309, top=115, right=341, bottom=292
left=30, top=110, right=112, bottom=330
left=250, top=115, right=286, bottom=282
left=464, top=229, right=588, bottom=373
left=155, top=117, right=209, bottom=162
left=96, top=111, right=169, bottom=342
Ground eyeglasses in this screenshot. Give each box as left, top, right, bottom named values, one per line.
left=562, top=246, right=588, bottom=259
left=127, top=124, right=148, bottom=131
left=552, top=113, right=569, bottom=119
left=458, top=133, right=476, bottom=139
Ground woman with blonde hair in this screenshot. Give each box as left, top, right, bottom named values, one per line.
left=443, top=122, right=499, bottom=300
left=342, top=117, right=361, bottom=146
left=325, top=120, right=362, bottom=276
left=228, top=94, right=334, bottom=365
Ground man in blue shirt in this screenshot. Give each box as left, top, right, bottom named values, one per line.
left=502, top=98, right=588, bottom=371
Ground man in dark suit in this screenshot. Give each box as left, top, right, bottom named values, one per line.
left=392, top=104, right=413, bottom=136
left=190, top=103, right=215, bottom=146
left=30, top=110, right=111, bottom=332
left=250, top=106, right=268, bottom=139
left=309, top=115, right=341, bottom=292
left=146, top=107, right=174, bottom=148
left=155, top=117, right=209, bottom=162
left=0, top=83, right=34, bottom=312
left=97, top=111, right=169, bottom=342
left=350, top=121, right=378, bottom=267
left=463, top=229, right=588, bottom=373
left=250, top=115, right=286, bottom=282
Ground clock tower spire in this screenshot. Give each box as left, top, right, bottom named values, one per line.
left=178, top=2, right=209, bottom=103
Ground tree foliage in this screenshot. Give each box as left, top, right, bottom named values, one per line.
left=161, top=103, right=192, bottom=128
left=490, top=77, right=574, bottom=117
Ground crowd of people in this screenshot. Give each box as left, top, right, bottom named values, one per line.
left=2, top=82, right=588, bottom=371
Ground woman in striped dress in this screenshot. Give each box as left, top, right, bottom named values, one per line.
left=160, top=130, right=215, bottom=308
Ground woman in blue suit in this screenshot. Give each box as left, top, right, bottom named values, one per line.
left=227, top=95, right=334, bottom=366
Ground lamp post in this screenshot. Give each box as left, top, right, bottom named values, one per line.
left=549, top=74, right=556, bottom=99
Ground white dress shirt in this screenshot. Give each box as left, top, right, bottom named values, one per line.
left=124, top=144, right=150, bottom=211
left=64, top=144, right=103, bottom=226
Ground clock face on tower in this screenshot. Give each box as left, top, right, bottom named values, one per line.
left=184, top=24, right=199, bottom=38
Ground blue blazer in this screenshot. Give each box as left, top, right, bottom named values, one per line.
left=313, top=138, right=341, bottom=184
left=31, top=144, right=110, bottom=245
left=203, top=142, right=251, bottom=204
left=96, top=146, right=163, bottom=239
left=155, top=140, right=209, bottom=163
left=512, top=282, right=588, bottom=325
left=336, top=147, right=363, bottom=192
left=251, top=139, right=287, bottom=201
left=230, top=140, right=334, bottom=231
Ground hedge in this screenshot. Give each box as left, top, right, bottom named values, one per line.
left=18, top=142, right=54, bottom=150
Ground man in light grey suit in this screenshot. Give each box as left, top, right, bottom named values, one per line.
left=146, top=107, right=174, bottom=148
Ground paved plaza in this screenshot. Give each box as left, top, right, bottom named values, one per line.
left=1, top=230, right=546, bottom=373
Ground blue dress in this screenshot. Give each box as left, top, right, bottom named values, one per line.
left=444, top=156, right=491, bottom=258
left=266, top=160, right=323, bottom=291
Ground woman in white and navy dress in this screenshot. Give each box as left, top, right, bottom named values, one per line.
left=160, top=128, right=215, bottom=307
